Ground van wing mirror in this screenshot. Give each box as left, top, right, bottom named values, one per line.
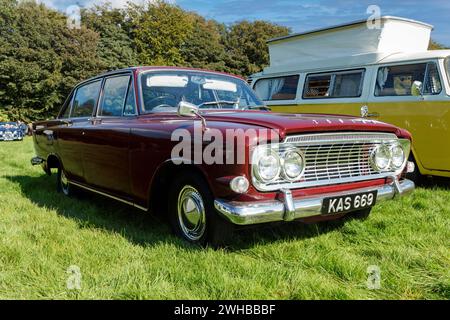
left=177, top=101, right=199, bottom=117
left=411, top=81, right=423, bottom=96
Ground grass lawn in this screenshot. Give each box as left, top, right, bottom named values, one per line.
left=0, top=137, right=448, bottom=299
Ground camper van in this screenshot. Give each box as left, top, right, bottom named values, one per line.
left=250, top=16, right=450, bottom=181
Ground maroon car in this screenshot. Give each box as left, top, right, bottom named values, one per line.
left=31, top=67, right=415, bottom=245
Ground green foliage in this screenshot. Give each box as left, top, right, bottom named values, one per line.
left=0, top=0, right=291, bottom=121
left=429, top=39, right=448, bottom=50
left=223, top=20, right=290, bottom=75
left=129, top=0, right=193, bottom=66
left=0, top=0, right=104, bottom=122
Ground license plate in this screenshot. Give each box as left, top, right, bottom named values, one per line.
left=321, top=191, right=377, bottom=215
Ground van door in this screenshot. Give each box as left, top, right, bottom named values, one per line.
left=366, top=60, right=450, bottom=172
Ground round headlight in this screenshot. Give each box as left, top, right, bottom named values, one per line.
left=254, top=150, right=281, bottom=182
left=230, top=176, right=249, bottom=194
left=390, top=144, right=405, bottom=169
left=282, top=150, right=305, bottom=181
left=371, top=145, right=391, bottom=171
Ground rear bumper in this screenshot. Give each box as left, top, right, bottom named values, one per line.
left=214, top=178, right=415, bottom=225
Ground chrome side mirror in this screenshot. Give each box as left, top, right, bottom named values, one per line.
left=411, top=81, right=423, bottom=96
left=177, top=101, right=208, bottom=131
left=177, top=101, right=199, bottom=117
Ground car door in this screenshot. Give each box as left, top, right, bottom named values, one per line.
left=56, top=80, right=102, bottom=182
left=81, top=74, right=135, bottom=199
left=366, top=60, right=450, bottom=172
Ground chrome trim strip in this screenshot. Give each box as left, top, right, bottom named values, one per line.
left=215, top=179, right=415, bottom=225
left=69, top=180, right=148, bottom=212
left=283, top=132, right=398, bottom=144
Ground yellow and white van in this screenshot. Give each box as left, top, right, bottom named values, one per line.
left=250, top=16, right=450, bottom=180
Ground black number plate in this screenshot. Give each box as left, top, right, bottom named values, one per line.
left=321, top=191, right=378, bottom=215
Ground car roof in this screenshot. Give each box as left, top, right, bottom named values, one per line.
left=78, top=66, right=245, bottom=87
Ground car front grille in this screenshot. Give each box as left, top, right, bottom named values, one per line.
left=254, top=132, right=400, bottom=191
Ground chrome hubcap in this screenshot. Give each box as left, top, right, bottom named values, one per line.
left=177, top=185, right=206, bottom=241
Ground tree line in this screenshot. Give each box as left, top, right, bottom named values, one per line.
left=0, top=0, right=447, bottom=122
left=0, top=0, right=289, bottom=122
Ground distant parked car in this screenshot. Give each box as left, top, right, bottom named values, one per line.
left=31, top=67, right=415, bottom=245
left=0, top=122, right=24, bottom=141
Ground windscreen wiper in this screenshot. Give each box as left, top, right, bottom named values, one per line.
left=197, top=100, right=239, bottom=108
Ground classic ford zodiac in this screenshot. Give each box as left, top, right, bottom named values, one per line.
left=31, top=67, right=415, bottom=245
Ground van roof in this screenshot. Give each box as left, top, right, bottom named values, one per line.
left=267, top=16, right=433, bottom=44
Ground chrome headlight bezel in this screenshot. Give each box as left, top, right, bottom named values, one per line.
left=281, top=149, right=305, bottom=181
left=370, top=139, right=410, bottom=174
left=252, top=148, right=281, bottom=183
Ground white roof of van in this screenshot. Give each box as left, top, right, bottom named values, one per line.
left=256, top=16, right=442, bottom=77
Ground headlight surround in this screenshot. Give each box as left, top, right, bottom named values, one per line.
left=253, top=149, right=281, bottom=182
left=370, top=144, right=391, bottom=171
left=281, top=149, right=305, bottom=181
left=390, top=143, right=405, bottom=169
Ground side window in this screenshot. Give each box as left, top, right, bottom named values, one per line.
left=254, top=75, right=299, bottom=101
left=99, top=76, right=131, bottom=117
left=72, top=80, right=102, bottom=118
left=124, top=79, right=137, bottom=116
left=303, top=69, right=364, bottom=99
left=375, top=62, right=442, bottom=96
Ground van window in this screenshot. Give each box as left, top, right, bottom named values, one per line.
left=303, top=69, right=364, bottom=99
left=254, top=75, right=299, bottom=100
left=375, top=62, right=442, bottom=96
left=72, top=80, right=102, bottom=118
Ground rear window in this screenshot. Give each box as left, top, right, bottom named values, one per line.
left=303, top=69, right=365, bottom=99
left=254, top=75, right=299, bottom=101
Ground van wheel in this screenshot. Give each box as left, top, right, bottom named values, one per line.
left=57, top=168, right=72, bottom=196
left=168, top=172, right=234, bottom=247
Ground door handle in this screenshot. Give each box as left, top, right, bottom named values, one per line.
left=61, top=120, right=72, bottom=126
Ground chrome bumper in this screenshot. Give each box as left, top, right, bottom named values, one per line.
left=214, top=179, right=415, bottom=225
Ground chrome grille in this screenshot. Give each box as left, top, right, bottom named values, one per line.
left=253, top=132, right=401, bottom=191
left=302, top=143, right=377, bottom=181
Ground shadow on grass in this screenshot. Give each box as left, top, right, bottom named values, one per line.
left=419, top=176, right=450, bottom=190
left=6, top=174, right=350, bottom=251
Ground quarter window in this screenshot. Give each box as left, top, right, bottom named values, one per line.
left=99, top=76, right=131, bottom=117
left=72, top=80, right=102, bottom=118
left=124, top=79, right=137, bottom=116
left=254, top=75, right=299, bottom=101
left=303, top=69, right=364, bottom=99
left=375, top=62, right=442, bottom=96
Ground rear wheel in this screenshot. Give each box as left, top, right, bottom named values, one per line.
left=57, top=167, right=72, bottom=196
left=168, top=172, right=234, bottom=247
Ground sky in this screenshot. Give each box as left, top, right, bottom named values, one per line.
left=40, top=0, right=450, bottom=46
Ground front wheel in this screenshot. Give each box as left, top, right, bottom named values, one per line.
left=57, top=167, right=72, bottom=196
left=168, top=172, right=234, bottom=247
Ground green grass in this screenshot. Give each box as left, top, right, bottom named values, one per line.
left=0, top=138, right=449, bottom=299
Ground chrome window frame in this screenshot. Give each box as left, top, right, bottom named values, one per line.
left=251, top=132, right=407, bottom=192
